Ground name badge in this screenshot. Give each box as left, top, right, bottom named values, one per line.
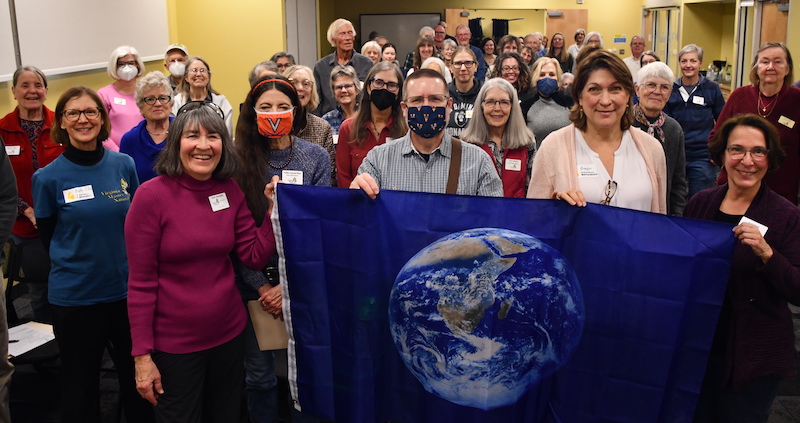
left=739, top=216, right=768, bottom=237
left=113, top=97, right=126, bottom=106
left=578, top=164, right=598, bottom=178
left=5, top=146, right=20, bottom=156
left=208, top=193, right=230, bottom=212
left=778, top=115, right=795, bottom=129
left=282, top=170, right=304, bottom=185
left=63, top=185, right=95, bottom=203
left=465, top=109, right=473, bottom=119
left=504, top=158, right=522, bottom=171
left=692, top=96, right=705, bottom=106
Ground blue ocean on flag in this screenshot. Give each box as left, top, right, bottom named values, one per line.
left=273, top=184, right=735, bottom=423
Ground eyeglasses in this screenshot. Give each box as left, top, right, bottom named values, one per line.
left=334, top=83, right=355, bottom=91
left=176, top=101, right=225, bottom=120
left=643, top=82, right=671, bottom=93
left=370, top=78, right=399, bottom=93
left=404, top=95, right=448, bottom=107
left=63, top=107, right=101, bottom=121
left=289, top=78, right=313, bottom=89
left=276, top=63, right=291, bottom=70
left=599, top=180, right=618, bottom=205
left=452, top=61, right=476, bottom=69
left=189, top=68, right=208, bottom=74
left=501, top=65, right=520, bottom=72
left=482, top=99, right=512, bottom=110
left=117, top=60, right=137, bottom=67
left=142, top=95, right=172, bottom=106
left=726, top=146, right=769, bottom=162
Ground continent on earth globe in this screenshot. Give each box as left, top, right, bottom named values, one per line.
left=388, top=228, right=584, bottom=410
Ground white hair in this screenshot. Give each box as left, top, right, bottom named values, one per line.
left=421, top=57, right=451, bottom=84
left=107, top=46, right=144, bottom=80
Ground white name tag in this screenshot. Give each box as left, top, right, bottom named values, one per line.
left=208, top=193, right=230, bottom=212
left=282, top=170, right=304, bottom=185
left=113, top=97, right=126, bottom=106
left=504, top=158, right=522, bottom=171
left=578, top=164, right=598, bottom=178
left=5, top=146, right=20, bottom=156
left=778, top=115, right=795, bottom=129
left=63, top=185, right=95, bottom=203
left=739, top=216, right=768, bottom=237
left=692, top=96, right=705, bottom=106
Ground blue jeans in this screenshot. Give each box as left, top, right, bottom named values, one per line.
left=243, top=307, right=279, bottom=423
left=686, top=159, right=719, bottom=199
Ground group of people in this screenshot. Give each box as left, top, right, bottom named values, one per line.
left=0, top=14, right=798, bottom=423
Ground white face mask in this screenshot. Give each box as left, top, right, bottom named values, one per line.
left=169, top=62, right=186, bottom=77
left=118, top=65, right=138, bottom=82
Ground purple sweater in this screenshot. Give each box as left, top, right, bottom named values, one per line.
left=684, top=183, right=800, bottom=390
left=126, top=173, right=276, bottom=356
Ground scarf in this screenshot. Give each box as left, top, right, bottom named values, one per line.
left=633, top=104, right=666, bottom=142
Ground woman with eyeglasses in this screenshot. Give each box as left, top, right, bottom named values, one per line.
left=640, top=51, right=661, bottom=68
left=284, top=65, right=336, bottom=185
left=31, top=86, right=153, bottom=423
left=708, top=42, right=800, bottom=205
left=684, top=114, right=800, bottom=423
left=321, top=65, right=360, bottom=136
left=172, top=56, right=234, bottom=136
left=233, top=75, right=330, bottom=422
left=97, top=46, right=145, bottom=150
left=126, top=102, right=277, bottom=422
left=120, top=71, right=174, bottom=183
left=490, top=52, right=535, bottom=103
left=632, top=62, right=688, bottom=216
left=527, top=49, right=667, bottom=213
left=460, top=78, right=535, bottom=197
left=336, top=62, right=408, bottom=187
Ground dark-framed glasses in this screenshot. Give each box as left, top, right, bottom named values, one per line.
left=176, top=101, right=225, bottom=120
left=452, top=60, right=475, bottom=69
left=370, top=78, right=399, bottom=92
left=501, top=65, right=520, bottom=72
left=62, top=107, right=101, bottom=121
left=599, top=179, right=618, bottom=205
left=142, top=95, right=172, bottom=106
left=333, top=83, right=355, bottom=91
left=726, top=146, right=768, bottom=162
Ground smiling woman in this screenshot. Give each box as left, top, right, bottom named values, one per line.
left=171, top=57, right=234, bottom=136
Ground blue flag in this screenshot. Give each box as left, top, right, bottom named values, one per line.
left=274, top=185, right=735, bottom=423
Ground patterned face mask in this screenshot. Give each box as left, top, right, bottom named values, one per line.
left=407, top=105, right=447, bottom=138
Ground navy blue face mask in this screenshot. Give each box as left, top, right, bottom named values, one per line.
left=407, top=105, right=447, bottom=138
left=537, top=77, right=559, bottom=97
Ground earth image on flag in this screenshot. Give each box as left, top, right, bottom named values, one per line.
left=388, top=228, right=585, bottom=410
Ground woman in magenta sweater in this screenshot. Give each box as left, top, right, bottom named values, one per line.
left=125, top=102, right=276, bottom=422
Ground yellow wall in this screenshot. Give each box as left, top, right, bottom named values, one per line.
left=681, top=2, right=736, bottom=68
left=0, top=0, right=286, bottom=133
left=788, top=2, right=800, bottom=66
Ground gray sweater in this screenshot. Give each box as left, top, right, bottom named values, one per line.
left=632, top=116, right=688, bottom=216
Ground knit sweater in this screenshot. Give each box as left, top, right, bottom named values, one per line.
left=119, top=117, right=172, bottom=183
left=684, top=183, right=800, bottom=390
left=126, top=173, right=276, bottom=356
left=709, top=85, right=800, bottom=204
left=631, top=115, right=688, bottom=215
left=525, top=96, right=572, bottom=149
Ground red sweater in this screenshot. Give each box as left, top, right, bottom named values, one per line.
left=126, top=173, right=276, bottom=356
left=336, top=116, right=394, bottom=188
left=0, top=107, right=64, bottom=237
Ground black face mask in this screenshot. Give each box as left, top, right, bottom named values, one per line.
left=370, top=88, right=396, bottom=110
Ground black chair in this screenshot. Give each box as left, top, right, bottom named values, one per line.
left=5, top=237, right=50, bottom=324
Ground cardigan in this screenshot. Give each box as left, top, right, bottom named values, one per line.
left=527, top=124, right=667, bottom=214
left=684, top=183, right=800, bottom=390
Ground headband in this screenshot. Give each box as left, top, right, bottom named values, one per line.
left=252, top=78, right=296, bottom=95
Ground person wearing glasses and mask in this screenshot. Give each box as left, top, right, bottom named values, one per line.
left=460, top=78, right=535, bottom=197
left=350, top=69, right=502, bottom=198
left=527, top=49, right=667, bottom=213
left=172, top=57, right=234, bottom=136
left=98, top=46, right=145, bottom=151
left=285, top=65, right=336, bottom=185
left=120, top=72, right=174, bottom=183
left=446, top=46, right=483, bottom=138
left=336, top=62, right=407, bottom=187
left=685, top=114, right=800, bottom=423
left=32, top=86, right=153, bottom=423
left=164, top=43, right=188, bottom=93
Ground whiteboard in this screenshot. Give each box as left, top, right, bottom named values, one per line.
left=14, top=0, right=169, bottom=77
left=360, top=14, right=441, bottom=68
left=0, top=3, right=16, bottom=81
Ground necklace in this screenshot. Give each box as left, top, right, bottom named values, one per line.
left=147, top=129, right=168, bottom=136
left=757, top=89, right=779, bottom=118
left=267, top=139, right=294, bottom=169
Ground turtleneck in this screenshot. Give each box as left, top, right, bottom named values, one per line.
left=63, top=140, right=105, bottom=166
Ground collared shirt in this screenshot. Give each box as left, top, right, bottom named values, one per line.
left=357, top=132, right=502, bottom=197
left=313, top=52, right=373, bottom=116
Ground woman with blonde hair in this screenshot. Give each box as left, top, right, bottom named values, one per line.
left=460, top=78, right=535, bottom=197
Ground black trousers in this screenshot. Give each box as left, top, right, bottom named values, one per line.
left=51, top=299, right=154, bottom=423
left=152, top=331, right=245, bottom=423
